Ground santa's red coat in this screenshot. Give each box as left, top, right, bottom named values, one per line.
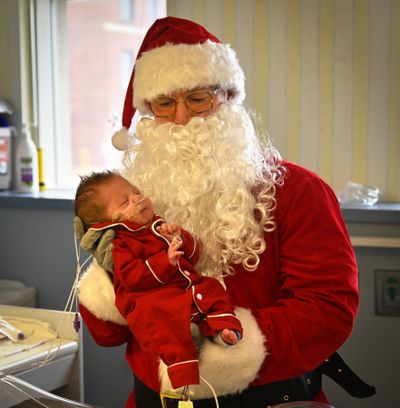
left=78, top=161, right=359, bottom=407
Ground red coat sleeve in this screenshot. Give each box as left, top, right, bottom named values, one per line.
left=79, top=304, right=130, bottom=347
left=250, top=163, right=359, bottom=382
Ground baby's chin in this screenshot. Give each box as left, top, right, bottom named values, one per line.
left=111, top=211, right=123, bottom=222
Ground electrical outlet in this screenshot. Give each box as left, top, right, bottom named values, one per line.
left=375, top=270, right=400, bottom=316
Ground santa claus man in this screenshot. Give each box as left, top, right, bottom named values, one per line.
left=76, top=16, right=362, bottom=408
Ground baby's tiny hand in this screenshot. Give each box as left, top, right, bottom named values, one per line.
left=167, top=241, right=184, bottom=266
left=158, top=223, right=182, bottom=241
left=171, top=235, right=183, bottom=247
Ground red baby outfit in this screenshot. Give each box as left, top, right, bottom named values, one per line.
left=90, top=215, right=242, bottom=388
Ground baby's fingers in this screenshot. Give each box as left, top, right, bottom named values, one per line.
left=169, top=242, right=180, bottom=252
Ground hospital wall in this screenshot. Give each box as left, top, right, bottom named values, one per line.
left=168, top=0, right=400, bottom=202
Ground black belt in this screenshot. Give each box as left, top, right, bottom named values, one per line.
left=134, top=370, right=322, bottom=408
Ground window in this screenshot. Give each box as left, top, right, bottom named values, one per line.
left=121, top=49, right=135, bottom=92
left=33, top=0, right=166, bottom=189
left=120, top=0, right=135, bottom=23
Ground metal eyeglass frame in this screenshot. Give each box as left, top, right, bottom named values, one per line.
left=148, top=85, right=222, bottom=118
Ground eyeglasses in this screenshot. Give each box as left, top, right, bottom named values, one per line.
left=149, top=85, right=222, bottom=118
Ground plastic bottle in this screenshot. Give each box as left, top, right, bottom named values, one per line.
left=15, top=124, right=39, bottom=193
left=0, top=126, right=13, bottom=190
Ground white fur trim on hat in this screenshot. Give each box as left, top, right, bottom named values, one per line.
left=158, top=307, right=267, bottom=398
left=78, top=260, right=127, bottom=326
left=133, top=40, right=245, bottom=114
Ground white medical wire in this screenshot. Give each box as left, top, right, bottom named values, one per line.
left=2, top=374, right=90, bottom=407
left=37, top=234, right=92, bottom=367
left=0, top=234, right=92, bottom=404
left=199, top=376, right=220, bottom=408
left=2, top=376, right=50, bottom=407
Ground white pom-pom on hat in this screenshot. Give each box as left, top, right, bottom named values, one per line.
left=112, top=128, right=132, bottom=151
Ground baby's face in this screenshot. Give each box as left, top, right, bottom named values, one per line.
left=101, top=176, right=154, bottom=225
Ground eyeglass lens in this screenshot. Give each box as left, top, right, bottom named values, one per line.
left=150, top=90, right=214, bottom=117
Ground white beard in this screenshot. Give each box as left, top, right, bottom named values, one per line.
left=123, top=104, right=283, bottom=280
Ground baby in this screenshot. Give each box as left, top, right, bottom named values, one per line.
left=75, top=171, right=243, bottom=388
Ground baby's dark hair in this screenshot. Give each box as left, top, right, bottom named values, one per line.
left=74, top=170, right=119, bottom=227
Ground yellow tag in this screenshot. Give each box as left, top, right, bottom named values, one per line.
left=178, top=401, right=194, bottom=408
left=160, top=392, right=181, bottom=408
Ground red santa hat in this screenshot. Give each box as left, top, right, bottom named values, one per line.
left=112, top=16, right=245, bottom=150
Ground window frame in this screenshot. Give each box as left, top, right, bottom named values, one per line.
left=33, top=0, right=72, bottom=188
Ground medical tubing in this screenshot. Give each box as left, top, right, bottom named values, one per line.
left=2, top=374, right=90, bottom=407
left=199, top=376, right=220, bottom=408
left=2, top=376, right=49, bottom=407
left=37, top=235, right=91, bottom=367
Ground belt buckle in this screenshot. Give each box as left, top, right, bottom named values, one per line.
left=160, top=391, right=182, bottom=408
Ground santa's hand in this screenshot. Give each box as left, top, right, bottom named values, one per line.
left=74, top=216, right=115, bottom=272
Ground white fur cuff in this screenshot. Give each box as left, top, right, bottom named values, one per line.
left=78, top=260, right=127, bottom=326
left=159, top=307, right=267, bottom=398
